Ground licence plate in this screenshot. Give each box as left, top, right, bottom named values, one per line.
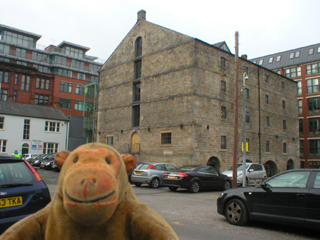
left=167, top=176, right=176, bottom=179
left=0, top=196, right=23, bottom=208
left=135, top=171, right=142, bottom=175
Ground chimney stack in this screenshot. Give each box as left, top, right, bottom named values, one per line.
left=241, top=54, right=248, bottom=60
left=137, top=10, right=146, bottom=21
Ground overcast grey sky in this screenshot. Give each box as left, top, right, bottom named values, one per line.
left=2, top=0, right=320, bottom=62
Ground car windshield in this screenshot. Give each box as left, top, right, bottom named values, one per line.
left=179, top=166, right=198, bottom=171
left=227, top=164, right=250, bottom=171
left=0, top=161, right=35, bottom=187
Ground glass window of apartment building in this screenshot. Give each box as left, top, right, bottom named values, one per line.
left=1, top=31, right=35, bottom=48
left=0, top=140, right=7, bottom=153
left=65, top=47, right=84, bottom=59
left=285, top=67, right=301, bottom=78
left=307, top=78, right=320, bottom=93
left=0, top=117, right=4, bottom=129
left=306, top=63, right=320, bottom=75
left=53, top=56, right=67, bottom=66
left=71, top=60, right=85, bottom=70
left=60, top=98, right=71, bottom=109
left=60, top=82, right=72, bottom=93
left=0, top=43, right=10, bottom=54
left=45, top=121, right=60, bottom=132
left=75, top=101, right=83, bottom=111
left=221, top=57, right=226, bottom=67
left=0, top=71, right=9, bottom=83
left=308, top=97, right=320, bottom=114
left=297, top=81, right=302, bottom=95
left=299, top=119, right=303, bottom=136
left=300, top=140, right=304, bottom=157
left=23, top=119, right=30, bottom=140
left=77, top=73, right=86, bottom=80
left=0, top=89, right=8, bottom=101
left=35, top=94, right=49, bottom=105
left=76, top=84, right=84, bottom=95
left=32, top=52, right=49, bottom=63
left=310, top=140, right=320, bottom=157
left=21, top=75, right=30, bottom=91
left=15, top=48, right=27, bottom=58
left=309, top=118, right=320, bottom=135
left=43, top=142, right=59, bottom=153
left=298, top=99, right=303, bottom=115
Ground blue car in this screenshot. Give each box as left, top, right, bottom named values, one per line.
left=0, top=155, right=51, bottom=230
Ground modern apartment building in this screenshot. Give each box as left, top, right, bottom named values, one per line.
left=97, top=10, right=299, bottom=176
left=251, top=44, right=320, bottom=169
left=0, top=24, right=103, bottom=151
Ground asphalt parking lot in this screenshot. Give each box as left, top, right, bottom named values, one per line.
left=36, top=169, right=319, bottom=240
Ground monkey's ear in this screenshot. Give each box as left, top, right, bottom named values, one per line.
left=121, top=154, right=136, bottom=174
left=55, top=151, right=71, bottom=170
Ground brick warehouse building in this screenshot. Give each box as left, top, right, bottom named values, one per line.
left=0, top=24, right=103, bottom=151
left=97, top=10, right=299, bottom=175
left=251, top=43, right=320, bottom=169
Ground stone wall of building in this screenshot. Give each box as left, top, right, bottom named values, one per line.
left=98, top=16, right=299, bottom=173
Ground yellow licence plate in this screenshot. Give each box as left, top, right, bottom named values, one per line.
left=135, top=171, right=142, bottom=175
left=168, top=176, right=176, bottom=179
left=0, top=196, right=23, bottom=208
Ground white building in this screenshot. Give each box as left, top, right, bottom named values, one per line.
left=0, top=101, right=69, bottom=156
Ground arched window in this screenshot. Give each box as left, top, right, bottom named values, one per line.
left=135, top=37, right=142, bottom=57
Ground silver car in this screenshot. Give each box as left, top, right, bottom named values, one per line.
left=131, top=162, right=178, bottom=188
left=222, top=163, right=267, bottom=186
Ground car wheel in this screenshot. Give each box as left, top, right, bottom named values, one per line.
left=150, top=178, right=160, bottom=188
left=169, top=186, right=178, bottom=192
left=134, top=183, right=142, bottom=187
left=223, top=181, right=231, bottom=190
left=225, top=198, right=248, bottom=226
left=189, top=181, right=200, bottom=193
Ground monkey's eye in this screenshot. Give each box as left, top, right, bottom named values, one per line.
left=105, top=158, right=111, bottom=164
left=74, top=157, right=79, bottom=163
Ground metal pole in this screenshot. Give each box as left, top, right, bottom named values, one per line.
left=242, top=72, right=248, bottom=187
left=232, top=31, right=240, bottom=188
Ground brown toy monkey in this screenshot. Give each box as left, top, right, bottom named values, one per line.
left=0, top=143, right=179, bottom=240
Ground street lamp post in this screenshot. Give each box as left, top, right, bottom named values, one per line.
left=242, top=72, right=248, bottom=187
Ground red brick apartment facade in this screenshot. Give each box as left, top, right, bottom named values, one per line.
left=0, top=24, right=103, bottom=149
left=251, top=44, right=320, bottom=169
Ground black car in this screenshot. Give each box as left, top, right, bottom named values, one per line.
left=163, top=165, right=232, bottom=193
left=0, top=155, right=51, bottom=229
left=217, top=169, right=320, bottom=230
left=32, top=153, right=56, bottom=168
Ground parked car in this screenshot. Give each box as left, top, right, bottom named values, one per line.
left=222, top=163, right=267, bottom=186
left=32, top=153, right=56, bottom=168
left=39, top=154, right=57, bottom=170
left=22, top=154, right=38, bottom=162
left=163, top=165, right=231, bottom=193
left=217, top=169, right=320, bottom=230
left=131, top=162, right=178, bottom=188
left=0, top=155, right=51, bottom=229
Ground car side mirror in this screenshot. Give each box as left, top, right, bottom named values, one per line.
left=261, top=181, right=272, bottom=193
